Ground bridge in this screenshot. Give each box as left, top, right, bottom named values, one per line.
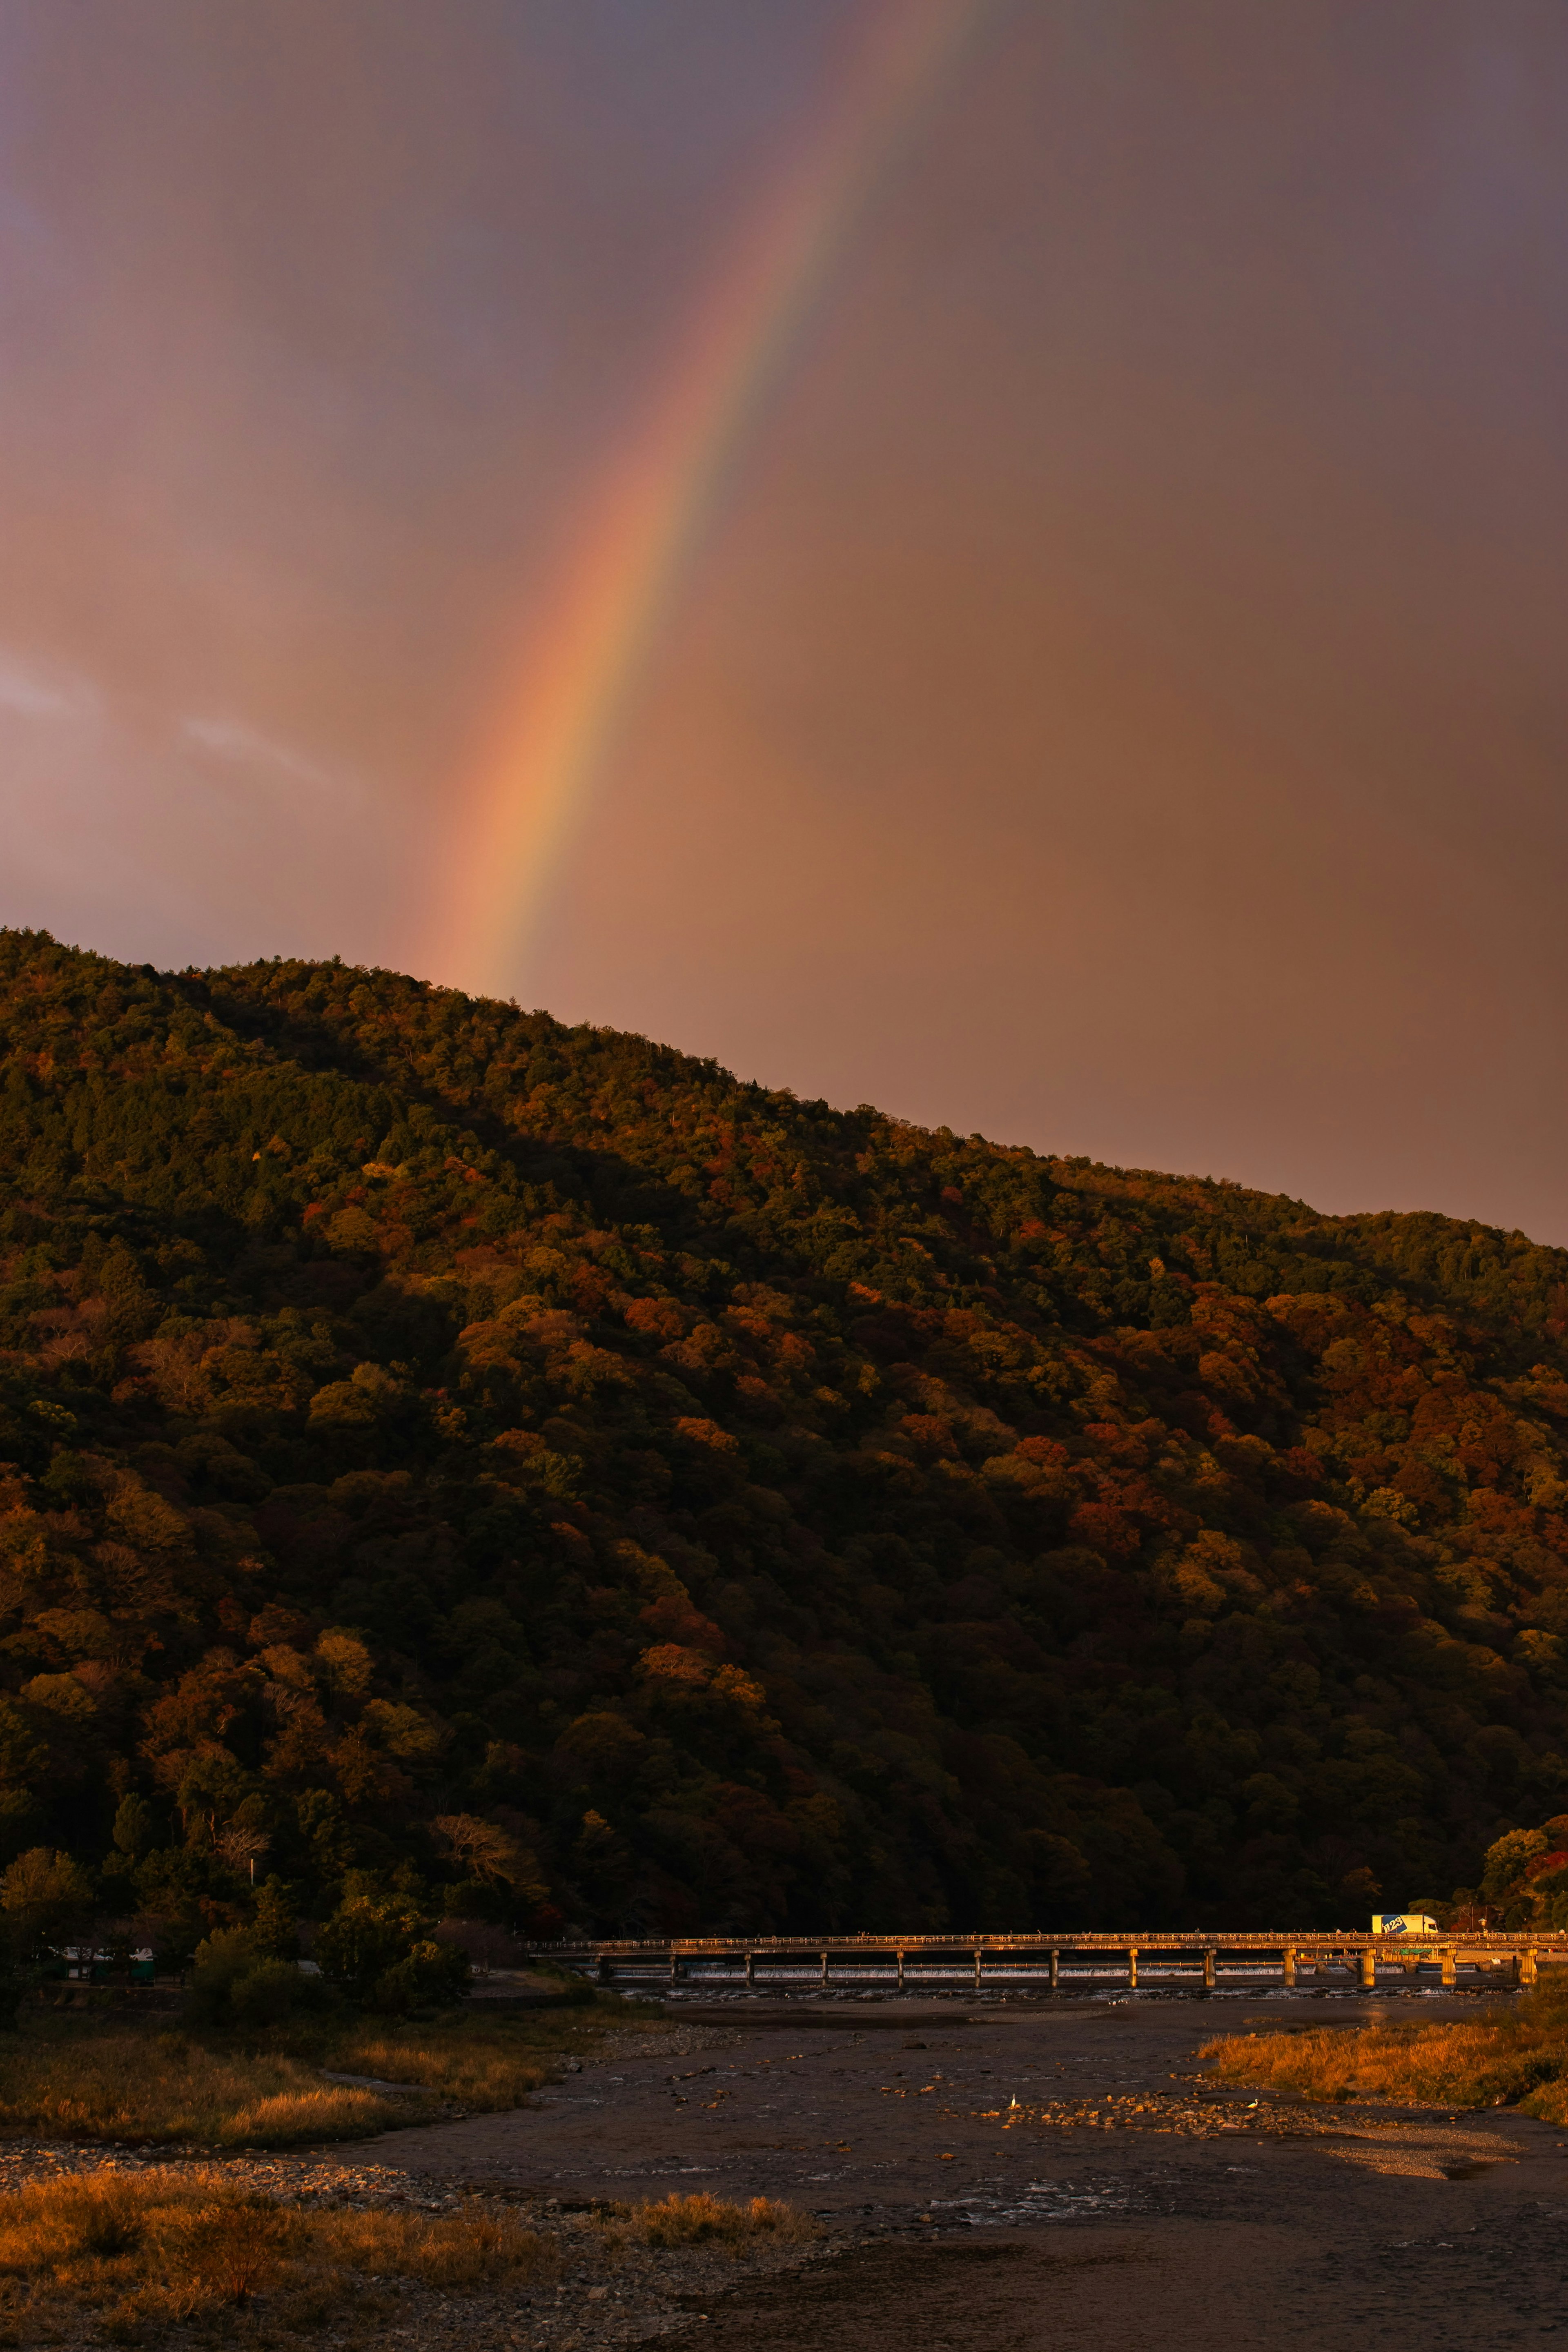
left=533, top=1929, right=1568, bottom=1994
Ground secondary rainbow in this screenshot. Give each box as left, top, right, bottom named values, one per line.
left=422, top=0, right=1001, bottom=1000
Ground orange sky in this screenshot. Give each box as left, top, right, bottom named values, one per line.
left=2, top=2, right=1567, bottom=1240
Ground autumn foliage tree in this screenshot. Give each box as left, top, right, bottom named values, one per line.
left=2, top=927, right=1568, bottom=1937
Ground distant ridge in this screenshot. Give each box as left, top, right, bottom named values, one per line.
left=0, top=924, right=1564, bottom=1941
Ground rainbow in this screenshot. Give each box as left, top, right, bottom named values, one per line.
left=421, top=0, right=1002, bottom=1000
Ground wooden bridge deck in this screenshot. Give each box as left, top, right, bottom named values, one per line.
left=532, top=1929, right=1568, bottom=1991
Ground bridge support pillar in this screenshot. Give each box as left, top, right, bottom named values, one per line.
left=1049, top=1948, right=1059, bottom=1992
left=598, top=1955, right=612, bottom=1986
left=1441, top=1948, right=1456, bottom=1988
left=896, top=1949, right=905, bottom=1990
left=669, top=1949, right=679, bottom=1985
left=1127, top=1947, right=1138, bottom=1989
left=1203, top=1949, right=1216, bottom=1991
left=974, top=1947, right=983, bottom=1989
left=821, top=1949, right=829, bottom=1989
left=1360, top=1947, right=1376, bottom=1990
left=1522, top=1947, right=1539, bottom=1987
left=1283, top=1947, right=1296, bottom=1988
left=745, top=1951, right=755, bottom=1988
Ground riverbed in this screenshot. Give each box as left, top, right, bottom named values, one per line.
left=343, top=1989, right=1568, bottom=2348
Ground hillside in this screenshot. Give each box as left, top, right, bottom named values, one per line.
left=2, top=926, right=1567, bottom=1947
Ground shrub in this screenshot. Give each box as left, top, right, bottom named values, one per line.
left=371, top=1938, right=470, bottom=2015
left=230, top=1956, right=336, bottom=2029
left=187, top=1929, right=335, bottom=2030
left=314, top=1896, right=431, bottom=1998
left=186, top=1927, right=266, bottom=2026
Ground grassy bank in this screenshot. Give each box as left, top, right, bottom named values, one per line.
left=1203, top=1976, right=1568, bottom=2121
left=0, top=1991, right=651, bottom=2147
left=0, top=2165, right=558, bottom=2344
left=0, top=2178, right=811, bottom=2347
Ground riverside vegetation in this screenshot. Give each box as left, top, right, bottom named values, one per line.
left=0, top=2167, right=558, bottom=2341
left=0, top=1936, right=805, bottom=2344
left=0, top=2172, right=810, bottom=2345
left=0, top=1978, right=624, bottom=2147
left=5, top=927, right=1568, bottom=1949
left=1205, top=1971, right=1568, bottom=2121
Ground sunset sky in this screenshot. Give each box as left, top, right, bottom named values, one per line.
left=2, top=2, right=1566, bottom=1240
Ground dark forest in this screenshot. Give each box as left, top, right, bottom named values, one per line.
left=3, top=928, right=1567, bottom=1952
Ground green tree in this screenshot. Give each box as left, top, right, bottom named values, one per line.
left=314, top=1894, right=430, bottom=1998
left=250, top=1875, right=299, bottom=1960
left=0, top=1848, right=92, bottom=1956
left=370, top=1938, right=469, bottom=2015
left=110, top=1794, right=156, bottom=1862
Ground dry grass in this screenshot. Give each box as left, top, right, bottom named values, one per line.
left=314, top=2201, right=554, bottom=2287
left=0, top=2165, right=557, bottom=2343
left=608, top=2192, right=820, bottom=2249
left=0, top=2174, right=813, bottom=2347
left=1203, top=1976, right=1568, bottom=2122
left=0, top=1995, right=644, bottom=2147
left=0, top=2028, right=399, bottom=2147
left=325, top=2012, right=570, bottom=2112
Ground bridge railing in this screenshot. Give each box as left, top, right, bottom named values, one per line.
left=526, top=1929, right=1568, bottom=1993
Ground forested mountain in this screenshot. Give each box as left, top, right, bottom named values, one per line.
left=2, top=926, right=1567, bottom=1947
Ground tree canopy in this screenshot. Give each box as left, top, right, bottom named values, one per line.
left=2, top=925, right=1567, bottom=1943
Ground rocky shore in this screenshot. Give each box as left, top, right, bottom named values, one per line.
left=4, top=1997, right=1564, bottom=2348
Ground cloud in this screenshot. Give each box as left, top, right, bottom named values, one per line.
left=0, top=650, right=95, bottom=720
left=182, top=715, right=359, bottom=802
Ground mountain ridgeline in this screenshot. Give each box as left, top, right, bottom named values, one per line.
left=2, top=926, right=1566, bottom=1948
